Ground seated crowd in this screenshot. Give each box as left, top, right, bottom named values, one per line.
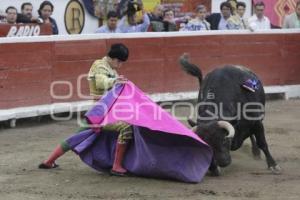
left=0, top=1, right=58, bottom=34
left=95, top=0, right=300, bottom=33
left=1, top=0, right=299, bottom=35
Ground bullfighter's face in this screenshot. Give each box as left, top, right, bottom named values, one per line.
left=109, top=58, right=123, bottom=69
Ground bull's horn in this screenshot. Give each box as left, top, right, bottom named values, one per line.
left=187, top=118, right=197, bottom=127
left=217, top=121, right=235, bottom=138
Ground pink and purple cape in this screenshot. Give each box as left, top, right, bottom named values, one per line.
left=66, top=81, right=212, bottom=183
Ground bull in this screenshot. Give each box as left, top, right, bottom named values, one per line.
left=179, top=54, right=281, bottom=176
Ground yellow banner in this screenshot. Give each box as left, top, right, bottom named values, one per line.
left=143, top=0, right=161, bottom=12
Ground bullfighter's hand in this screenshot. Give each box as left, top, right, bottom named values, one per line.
left=92, top=126, right=101, bottom=134
left=115, top=76, right=128, bottom=84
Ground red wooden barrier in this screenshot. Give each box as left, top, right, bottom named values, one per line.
left=0, top=32, right=300, bottom=109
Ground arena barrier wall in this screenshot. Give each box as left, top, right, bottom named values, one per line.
left=0, top=30, right=300, bottom=123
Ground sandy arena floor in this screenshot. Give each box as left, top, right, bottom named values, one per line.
left=0, top=99, right=300, bottom=200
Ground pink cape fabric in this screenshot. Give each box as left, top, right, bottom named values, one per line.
left=87, top=81, right=208, bottom=146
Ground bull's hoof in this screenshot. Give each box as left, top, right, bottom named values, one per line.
left=269, top=165, right=282, bottom=175
left=209, top=167, right=221, bottom=176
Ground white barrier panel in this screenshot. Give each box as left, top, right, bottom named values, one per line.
left=1, top=85, right=300, bottom=124
left=1, top=29, right=300, bottom=44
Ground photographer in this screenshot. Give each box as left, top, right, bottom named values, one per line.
left=118, top=0, right=150, bottom=33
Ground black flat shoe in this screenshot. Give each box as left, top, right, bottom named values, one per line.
left=110, top=169, right=128, bottom=177
left=38, top=162, right=59, bottom=169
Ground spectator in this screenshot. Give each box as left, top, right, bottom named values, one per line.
left=38, top=1, right=58, bottom=34
left=22, top=2, right=33, bottom=19
left=118, top=1, right=150, bottom=33
left=180, top=5, right=210, bottom=31
left=283, top=1, right=300, bottom=29
left=148, top=4, right=164, bottom=21
left=227, top=0, right=237, bottom=14
left=18, top=2, right=33, bottom=23
left=17, top=2, right=42, bottom=24
left=93, top=0, right=119, bottom=19
left=227, top=1, right=248, bottom=29
left=148, top=4, right=164, bottom=32
left=95, top=11, right=120, bottom=33
left=206, top=1, right=232, bottom=30
left=162, top=9, right=177, bottom=32
left=248, top=1, right=271, bottom=31
left=117, top=0, right=143, bottom=18
left=0, top=9, right=7, bottom=23
left=112, top=0, right=119, bottom=12
left=5, top=6, right=17, bottom=24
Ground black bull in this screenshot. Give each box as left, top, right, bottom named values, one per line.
left=179, top=54, right=281, bottom=176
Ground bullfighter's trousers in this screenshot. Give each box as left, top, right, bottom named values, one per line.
left=60, top=119, right=133, bottom=152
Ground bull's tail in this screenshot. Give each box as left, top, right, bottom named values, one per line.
left=179, top=53, right=203, bottom=85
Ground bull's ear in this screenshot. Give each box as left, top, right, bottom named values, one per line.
left=187, top=118, right=197, bottom=127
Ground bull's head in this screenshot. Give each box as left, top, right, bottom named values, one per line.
left=190, top=120, right=235, bottom=167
